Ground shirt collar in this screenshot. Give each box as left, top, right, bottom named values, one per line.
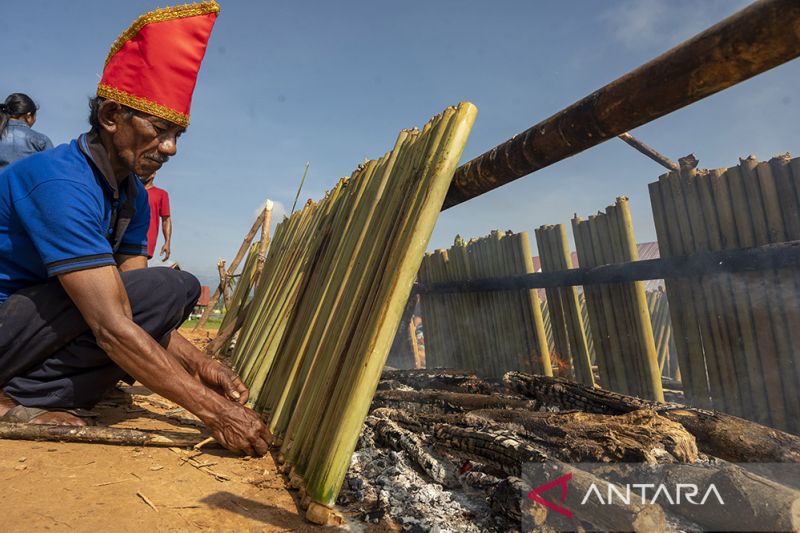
left=78, top=130, right=128, bottom=195
left=7, top=119, right=30, bottom=129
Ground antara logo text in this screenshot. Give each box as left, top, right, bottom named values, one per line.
left=580, top=482, right=725, bottom=506
left=528, top=472, right=725, bottom=516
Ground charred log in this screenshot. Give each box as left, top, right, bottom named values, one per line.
left=381, top=368, right=499, bottom=394
left=504, top=372, right=800, bottom=462
left=372, top=389, right=534, bottom=415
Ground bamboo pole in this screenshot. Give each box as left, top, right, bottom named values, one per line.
left=615, top=198, right=662, bottom=401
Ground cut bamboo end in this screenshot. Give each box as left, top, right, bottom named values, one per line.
left=288, top=471, right=304, bottom=490
left=305, top=502, right=341, bottom=525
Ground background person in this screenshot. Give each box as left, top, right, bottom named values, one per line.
left=0, top=93, right=53, bottom=169
left=142, top=171, right=172, bottom=261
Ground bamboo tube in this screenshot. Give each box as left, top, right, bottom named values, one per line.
left=518, top=232, right=552, bottom=376
left=615, top=198, right=663, bottom=401
left=537, top=228, right=572, bottom=374
left=604, top=204, right=644, bottom=397
left=300, top=105, right=477, bottom=515
left=256, top=202, right=273, bottom=275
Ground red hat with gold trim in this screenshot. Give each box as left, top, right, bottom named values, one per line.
left=97, top=1, right=220, bottom=128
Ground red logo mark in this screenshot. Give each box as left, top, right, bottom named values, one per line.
left=528, top=472, right=573, bottom=518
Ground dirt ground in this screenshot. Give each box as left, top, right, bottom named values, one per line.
left=0, top=327, right=346, bottom=532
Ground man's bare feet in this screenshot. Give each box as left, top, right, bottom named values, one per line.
left=0, top=391, right=92, bottom=426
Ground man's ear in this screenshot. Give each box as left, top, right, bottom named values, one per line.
left=97, top=100, right=126, bottom=134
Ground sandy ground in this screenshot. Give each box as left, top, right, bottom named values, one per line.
left=0, top=327, right=343, bottom=532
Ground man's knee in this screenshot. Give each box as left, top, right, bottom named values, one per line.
left=121, top=267, right=201, bottom=337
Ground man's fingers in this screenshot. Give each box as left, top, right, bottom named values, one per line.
left=252, top=437, right=269, bottom=457
left=236, top=384, right=249, bottom=404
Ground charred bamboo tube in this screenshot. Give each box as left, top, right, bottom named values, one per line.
left=680, top=171, right=734, bottom=413
left=649, top=174, right=711, bottom=407
left=700, top=169, right=754, bottom=419
left=755, top=159, right=800, bottom=432
left=720, top=165, right=772, bottom=425
left=584, top=214, right=631, bottom=394
left=572, top=216, right=614, bottom=391
left=737, top=157, right=787, bottom=429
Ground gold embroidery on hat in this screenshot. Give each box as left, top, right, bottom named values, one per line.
left=97, top=84, right=190, bottom=128
left=103, top=1, right=220, bottom=68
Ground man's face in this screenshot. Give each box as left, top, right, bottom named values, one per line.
left=112, top=111, right=183, bottom=176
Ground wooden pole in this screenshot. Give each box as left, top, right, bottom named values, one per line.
left=617, top=132, right=678, bottom=171
left=443, top=0, right=800, bottom=208
left=195, top=211, right=264, bottom=330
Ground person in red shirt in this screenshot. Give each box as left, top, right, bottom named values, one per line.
left=142, top=171, right=172, bottom=261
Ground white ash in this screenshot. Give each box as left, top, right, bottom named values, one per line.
left=341, top=426, right=513, bottom=532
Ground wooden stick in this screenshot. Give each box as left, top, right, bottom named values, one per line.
left=617, top=132, right=678, bottom=171
left=0, top=422, right=213, bottom=448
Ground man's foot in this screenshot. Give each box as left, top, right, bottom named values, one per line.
left=0, top=391, right=92, bottom=426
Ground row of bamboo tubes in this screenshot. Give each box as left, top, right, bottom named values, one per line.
left=649, top=154, right=800, bottom=432
left=536, top=287, right=675, bottom=382
left=417, top=232, right=552, bottom=378
left=229, top=103, right=477, bottom=523
left=572, top=197, right=664, bottom=401
left=535, top=224, right=594, bottom=386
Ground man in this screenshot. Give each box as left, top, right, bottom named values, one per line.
left=142, top=171, right=172, bottom=262
left=0, top=2, right=272, bottom=456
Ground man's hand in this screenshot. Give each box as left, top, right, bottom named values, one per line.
left=197, top=359, right=249, bottom=404
left=206, top=402, right=272, bottom=456
left=160, top=242, right=171, bottom=262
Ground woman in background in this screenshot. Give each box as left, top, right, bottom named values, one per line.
left=0, top=93, right=53, bottom=169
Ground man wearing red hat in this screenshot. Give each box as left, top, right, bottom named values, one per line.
left=0, top=3, right=271, bottom=456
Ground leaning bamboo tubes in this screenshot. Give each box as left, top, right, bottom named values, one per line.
left=535, top=224, right=594, bottom=386
left=648, top=154, right=800, bottom=432
left=416, top=231, right=552, bottom=379
left=646, top=289, right=677, bottom=380
left=572, top=198, right=663, bottom=401
left=230, top=103, right=477, bottom=523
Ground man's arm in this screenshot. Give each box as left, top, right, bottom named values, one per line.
left=58, top=265, right=270, bottom=455
left=160, top=216, right=172, bottom=261
left=116, top=254, right=147, bottom=272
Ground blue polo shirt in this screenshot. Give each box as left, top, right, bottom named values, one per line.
left=0, top=132, right=150, bottom=303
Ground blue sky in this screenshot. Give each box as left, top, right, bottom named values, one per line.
left=3, top=0, right=798, bottom=284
